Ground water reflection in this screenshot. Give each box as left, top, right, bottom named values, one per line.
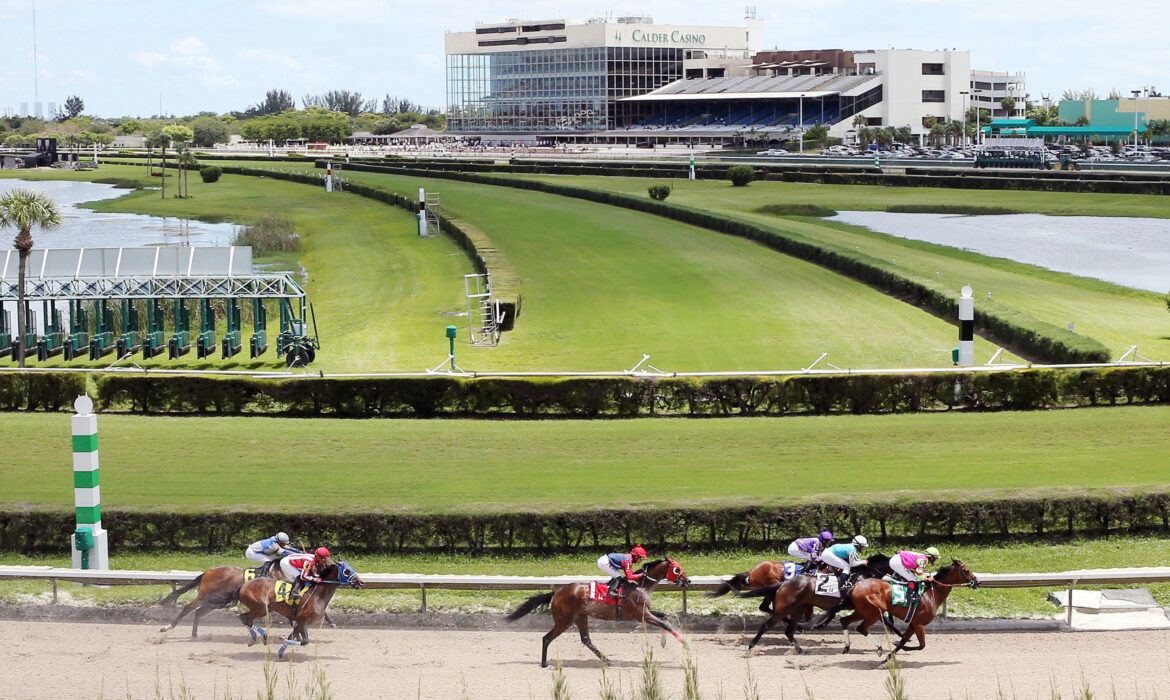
left=830, top=211, right=1170, bottom=293
left=0, top=179, right=236, bottom=249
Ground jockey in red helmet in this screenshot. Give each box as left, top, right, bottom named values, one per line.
left=279, top=546, right=333, bottom=592
left=597, top=544, right=649, bottom=598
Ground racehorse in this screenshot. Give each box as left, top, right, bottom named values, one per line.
left=834, top=559, right=979, bottom=662
left=505, top=558, right=690, bottom=668
left=237, top=561, right=364, bottom=658
left=735, top=554, right=894, bottom=654
left=710, top=553, right=893, bottom=612
left=159, top=565, right=253, bottom=638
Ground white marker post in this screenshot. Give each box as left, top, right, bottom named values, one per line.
left=325, top=161, right=333, bottom=193
left=958, top=285, right=975, bottom=366
left=418, top=188, right=428, bottom=236
left=70, top=395, right=109, bottom=570
left=689, top=155, right=695, bottom=181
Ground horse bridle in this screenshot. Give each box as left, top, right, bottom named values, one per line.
left=641, top=559, right=688, bottom=588
left=930, top=564, right=980, bottom=590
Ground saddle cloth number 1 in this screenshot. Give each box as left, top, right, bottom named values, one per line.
left=815, top=573, right=840, bottom=597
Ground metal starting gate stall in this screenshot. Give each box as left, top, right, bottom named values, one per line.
left=0, top=247, right=319, bottom=367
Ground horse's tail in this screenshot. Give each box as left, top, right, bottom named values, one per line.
left=737, top=582, right=783, bottom=600
left=505, top=592, right=554, bottom=622
left=159, top=574, right=203, bottom=606
left=707, top=572, right=750, bottom=598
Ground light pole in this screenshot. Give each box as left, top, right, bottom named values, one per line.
left=960, top=90, right=970, bottom=146
left=1132, top=89, right=1142, bottom=146
left=798, top=94, right=804, bottom=154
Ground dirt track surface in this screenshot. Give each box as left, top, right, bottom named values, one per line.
left=5, top=620, right=1168, bottom=699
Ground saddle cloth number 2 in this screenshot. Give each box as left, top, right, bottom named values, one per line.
left=815, top=573, right=840, bottom=597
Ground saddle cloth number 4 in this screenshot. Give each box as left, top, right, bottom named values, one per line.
left=814, top=573, right=840, bottom=597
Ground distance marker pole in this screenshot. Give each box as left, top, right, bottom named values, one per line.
left=958, top=285, right=974, bottom=366
left=71, top=395, right=108, bottom=570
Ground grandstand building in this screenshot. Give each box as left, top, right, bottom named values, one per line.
left=445, top=14, right=762, bottom=135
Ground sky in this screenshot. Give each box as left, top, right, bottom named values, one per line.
left=0, top=0, right=1166, bottom=118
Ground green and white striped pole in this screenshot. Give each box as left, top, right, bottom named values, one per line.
left=71, top=395, right=108, bottom=570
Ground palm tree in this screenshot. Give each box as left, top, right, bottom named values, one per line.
left=0, top=189, right=62, bottom=367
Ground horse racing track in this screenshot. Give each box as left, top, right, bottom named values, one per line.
left=6, top=619, right=1168, bottom=699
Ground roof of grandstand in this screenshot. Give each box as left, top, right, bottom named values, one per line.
left=623, top=73, right=881, bottom=102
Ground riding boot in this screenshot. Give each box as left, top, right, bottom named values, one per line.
left=259, top=561, right=272, bottom=578
left=606, top=577, right=622, bottom=598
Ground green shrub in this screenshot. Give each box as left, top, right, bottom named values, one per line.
left=755, top=203, right=837, bottom=217
left=886, top=204, right=1020, bottom=215
left=231, top=215, right=301, bottom=255
left=727, top=165, right=756, bottom=186
left=647, top=184, right=671, bottom=201
left=198, top=166, right=222, bottom=183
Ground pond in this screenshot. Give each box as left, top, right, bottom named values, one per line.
left=829, top=210, right=1170, bottom=293
left=0, top=179, right=237, bottom=249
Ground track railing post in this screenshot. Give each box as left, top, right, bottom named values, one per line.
left=420, top=583, right=427, bottom=612
left=1066, top=580, right=1075, bottom=627
left=682, top=588, right=688, bottom=615
left=52, top=578, right=58, bottom=604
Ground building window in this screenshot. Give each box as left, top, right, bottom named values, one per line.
left=475, top=26, right=517, bottom=35
left=922, top=90, right=945, bottom=103
left=921, top=63, right=944, bottom=75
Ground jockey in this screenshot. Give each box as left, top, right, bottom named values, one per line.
left=820, top=535, right=868, bottom=587
left=786, top=529, right=834, bottom=573
left=596, top=544, right=648, bottom=598
left=279, top=547, right=334, bottom=592
left=890, top=547, right=940, bottom=591
left=244, top=532, right=301, bottom=576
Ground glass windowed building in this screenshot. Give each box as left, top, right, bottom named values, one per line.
left=445, top=17, right=759, bottom=134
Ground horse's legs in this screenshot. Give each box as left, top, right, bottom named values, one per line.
left=782, top=617, right=804, bottom=655
left=838, top=610, right=863, bottom=654
left=639, top=611, right=686, bottom=648
left=856, top=617, right=885, bottom=656
left=746, top=612, right=780, bottom=651
left=159, top=599, right=199, bottom=633
left=323, top=611, right=337, bottom=628
left=190, top=606, right=212, bottom=639
left=575, top=616, right=607, bottom=665
left=881, top=613, right=904, bottom=637
left=541, top=616, right=572, bottom=668
left=885, top=622, right=925, bottom=660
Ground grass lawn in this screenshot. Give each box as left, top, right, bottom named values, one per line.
left=3, top=536, right=1168, bottom=619
left=280, top=167, right=1018, bottom=370
left=2, top=166, right=474, bottom=372
left=516, top=175, right=1170, bottom=361
left=2, top=406, right=1168, bottom=513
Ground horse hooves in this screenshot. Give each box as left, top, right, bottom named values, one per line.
left=841, top=646, right=850, bottom=655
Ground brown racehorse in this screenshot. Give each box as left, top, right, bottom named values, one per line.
left=159, top=565, right=255, bottom=638
left=835, top=559, right=979, bottom=662
left=735, top=554, right=894, bottom=653
left=237, top=561, right=364, bottom=659
left=710, top=554, right=893, bottom=612
left=505, top=558, right=690, bottom=668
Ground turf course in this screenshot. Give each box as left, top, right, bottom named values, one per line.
left=518, top=175, right=1170, bottom=360
left=3, top=406, right=1168, bottom=512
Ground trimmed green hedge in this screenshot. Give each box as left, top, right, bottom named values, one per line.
left=333, top=162, right=1112, bottom=364
left=6, top=489, right=1170, bottom=553
left=90, top=366, right=1170, bottom=417
left=0, top=373, right=87, bottom=411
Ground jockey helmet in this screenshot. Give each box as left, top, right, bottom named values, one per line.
left=630, top=544, right=648, bottom=560
left=852, top=535, right=868, bottom=549
left=275, top=532, right=289, bottom=545
left=924, top=546, right=940, bottom=561
left=819, top=529, right=834, bottom=543
left=315, top=547, right=331, bottom=560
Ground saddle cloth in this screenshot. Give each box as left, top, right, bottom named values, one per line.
left=813, top=572, right=841, bottom=598
left=274, top=580, right=304, bottom=606
left=243, top=567, right=262, bottom=582
left=782, top=561, right=802, bottom=581
left=587, top=581, right=620, bottom=605
left=884, top=576, right=917, bottom=607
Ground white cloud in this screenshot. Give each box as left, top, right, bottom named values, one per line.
left=131, top=36, right=237, bottom=88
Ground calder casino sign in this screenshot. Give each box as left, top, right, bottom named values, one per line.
left=613, top=29, right=707, bottom=45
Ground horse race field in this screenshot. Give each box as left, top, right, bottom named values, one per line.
left=5, top=619, right=1167, bottom=699
left=2, top=406, right=1168, bottom=511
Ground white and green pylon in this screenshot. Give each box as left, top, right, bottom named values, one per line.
left=71, top=395, right=109, bottom=569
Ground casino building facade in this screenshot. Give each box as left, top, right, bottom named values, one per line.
left=444, top=15, right=762, bottom=133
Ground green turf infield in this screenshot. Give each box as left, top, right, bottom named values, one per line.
left=3, top=536, right=1168, bottom=619
left=514, top=175, right=1170, bottom=361
left=5, top=165, right=1008, bottom=371
left=2, top=406, right=1168, bottom=512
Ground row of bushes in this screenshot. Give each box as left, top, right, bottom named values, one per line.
left=0, top=372, right=87, bottom=411
left=84, top=366, right=1170, bottom=416
left=7, top=491, right=1170, bottom=554
left=333, top=161, right=1113, bottom=364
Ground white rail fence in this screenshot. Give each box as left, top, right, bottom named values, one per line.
left=4, top=566, right=1170, bottom=625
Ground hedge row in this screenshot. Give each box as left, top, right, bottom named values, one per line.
left=89, top=366, right=1170, bottom=417
left=332, top=162, right=1112, bottom=364
left=7, top=491, right=1170, bottom=554
left=0, top=372, right=87, bottom=411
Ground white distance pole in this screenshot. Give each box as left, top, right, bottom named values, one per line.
left=958, top=285, right=975, bottom=366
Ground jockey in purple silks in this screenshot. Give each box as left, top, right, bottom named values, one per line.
left=786, top=529, right=834, bottom=572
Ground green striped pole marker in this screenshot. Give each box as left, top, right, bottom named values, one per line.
left=71, top=395, right=109, bottom=570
